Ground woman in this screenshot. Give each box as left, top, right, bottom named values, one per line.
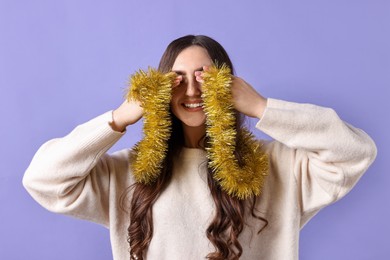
left=23, top=35, right=377, bottom=260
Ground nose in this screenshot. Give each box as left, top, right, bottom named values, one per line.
left=185, top=78, right=201, bottom=97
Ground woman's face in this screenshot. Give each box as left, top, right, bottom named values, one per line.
left=171, top=46, right=213, bottom=127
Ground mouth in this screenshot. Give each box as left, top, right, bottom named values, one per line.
left=182, top=101, right=204, bottom=111
left=183, top=102, right=203, bottom=108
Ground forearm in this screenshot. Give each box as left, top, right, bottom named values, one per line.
left=23, top=111, right=124, bottom=207
left=257, top=98, right=377, bottom=216
left=257, top=98, right=377, bottom=162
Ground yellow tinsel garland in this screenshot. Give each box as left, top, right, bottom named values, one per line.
left=126, top=65, right=269, bottom=199
left=202, top=65, right=269, bottom=199
left=126, top=68, right=177, bottom=184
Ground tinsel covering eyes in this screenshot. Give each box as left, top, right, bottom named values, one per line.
left=126, top=65, right=268, bottom=199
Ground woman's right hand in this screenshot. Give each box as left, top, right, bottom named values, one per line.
left=110, top=99, right=144, bottom=132
left=111, top=74, right=182, bottom=132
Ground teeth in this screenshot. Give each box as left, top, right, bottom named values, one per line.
left=184, top=103, right=203, bottom=108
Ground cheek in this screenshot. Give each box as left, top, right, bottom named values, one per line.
left=170, top=89, right=182, bottom=107
left=170, top=93, right=178, bottom=107
left=170, top=95, right=180, bottom=115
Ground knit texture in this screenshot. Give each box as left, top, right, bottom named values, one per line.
left=23, top=99, right=377, bottom=260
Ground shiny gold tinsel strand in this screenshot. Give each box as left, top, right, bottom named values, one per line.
left=126, top=68, right=176, bottom=184
left=202, top=64, right=269, bottom=199
left=126, top=65, right=268, bottom=199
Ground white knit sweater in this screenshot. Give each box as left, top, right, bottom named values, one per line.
left=23, top=98, right=377, bottom=259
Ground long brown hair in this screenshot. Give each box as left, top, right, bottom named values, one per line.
left=126, top=35, right=266, bottom=259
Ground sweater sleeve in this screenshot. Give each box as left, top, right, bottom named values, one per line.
left=23, top=111, right=127, bottom=228
left=256, top=98, right=377, bottom=226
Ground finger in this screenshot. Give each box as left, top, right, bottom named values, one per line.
left=175, top=75, right=183, bottom=82
left=172, top=75, right=183, bottom=88
left=194, top=71, right=204, bottom=83
left=195, top=76, right=204, bottom=84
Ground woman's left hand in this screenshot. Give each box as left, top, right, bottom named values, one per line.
left=195, top=66, right=267, bottom=119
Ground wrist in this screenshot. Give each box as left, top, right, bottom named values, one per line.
left=255, top=97, right=268, bottom=119
left=109, top=110, right=127, bottom=132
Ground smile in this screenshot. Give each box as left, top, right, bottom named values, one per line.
left=183, top=103, right=203, bottom=108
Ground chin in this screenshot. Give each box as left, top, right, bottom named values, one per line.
left=173, top=111, right=206, bottom=128
left=181, top=117, right=206, bottom=128
left=182, top=121, right=206, bottom=128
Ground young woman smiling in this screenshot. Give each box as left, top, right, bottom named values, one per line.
left=24, top=35, right=377, bottom=260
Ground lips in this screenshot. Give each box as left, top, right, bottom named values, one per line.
left=184, top=103, right=203, bottom=108
left=181, top=101, right=204, bottom=111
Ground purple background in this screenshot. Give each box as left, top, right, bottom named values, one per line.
left=1, top=0, right=389, bottom=259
